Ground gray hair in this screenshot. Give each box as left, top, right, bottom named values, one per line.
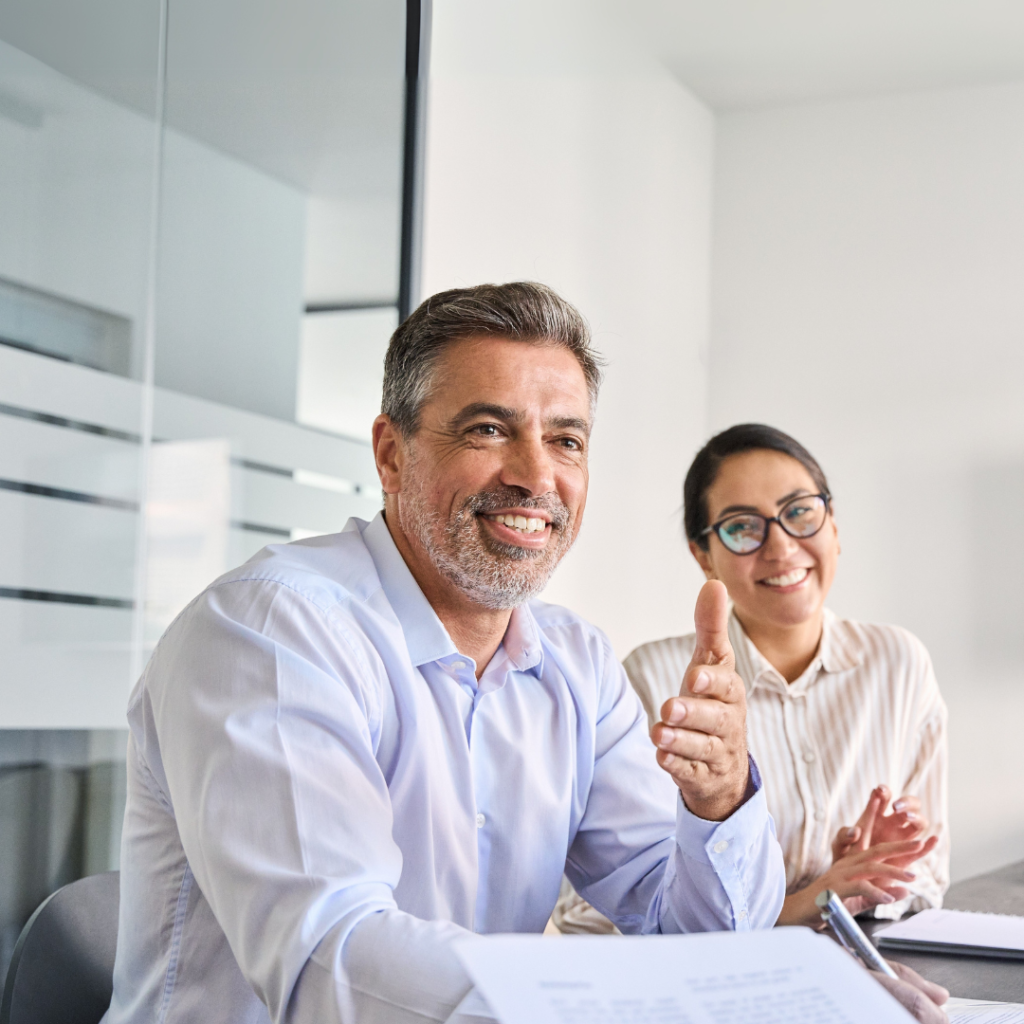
left=381, top=282, right=603, bottom=435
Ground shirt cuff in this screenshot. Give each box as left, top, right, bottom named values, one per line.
left=673, top=755, right=770, bottom=928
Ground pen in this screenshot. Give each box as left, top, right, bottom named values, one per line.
left=816, top=889, right=899, bottom=980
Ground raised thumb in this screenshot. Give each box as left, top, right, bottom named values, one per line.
left=693, top=579, right=732, bottom=664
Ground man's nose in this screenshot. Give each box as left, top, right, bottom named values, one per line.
left=500, top=436, right=557, bottom=496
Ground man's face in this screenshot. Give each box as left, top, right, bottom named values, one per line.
left=388, top=335, right=591, bottom=609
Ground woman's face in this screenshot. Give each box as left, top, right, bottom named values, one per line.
left=691, top=449, right=839, bottom=631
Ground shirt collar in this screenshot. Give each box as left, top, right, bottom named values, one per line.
left=361, top=511, right=457, bottom=667
left=360, top=511, right=544, bottom=678
left=728, top=606, right=861, bottom=697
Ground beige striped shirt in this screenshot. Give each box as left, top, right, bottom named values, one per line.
left=552, top=608, right=949, bottom=933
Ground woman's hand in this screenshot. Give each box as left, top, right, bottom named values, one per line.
left=828, top=784, right=937, bottom=916
left=834, top=786, right=929, bottom=860
left=776, top=836, right=934, bottom=927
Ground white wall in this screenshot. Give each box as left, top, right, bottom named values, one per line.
left=421, top=0, right=713, bottom=659
left=711, top=82, right=1024, bottom=881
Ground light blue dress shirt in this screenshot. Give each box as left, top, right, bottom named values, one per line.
left=102, top=513, right=785, bottom=1024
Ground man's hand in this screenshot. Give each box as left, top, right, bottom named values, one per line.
left=651, top=580, right=750, bottom=822
left=871, top=961, right=949, bottom=1023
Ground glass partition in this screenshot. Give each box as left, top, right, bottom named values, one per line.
left=0, top=0, right=415, bottom=987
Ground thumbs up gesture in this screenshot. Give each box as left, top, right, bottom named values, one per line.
left=651, top=580, right=752, bottom=821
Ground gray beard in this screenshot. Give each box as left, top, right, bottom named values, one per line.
left=398, top=483, right=576, bottom=610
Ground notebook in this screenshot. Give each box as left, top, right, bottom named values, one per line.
left=875, top=908, right=1024, bottom=960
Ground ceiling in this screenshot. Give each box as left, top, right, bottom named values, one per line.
left=623, top=0, right=1024, bottom=110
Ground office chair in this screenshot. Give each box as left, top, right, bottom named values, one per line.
left=0, top=871, right=120, bottom=1024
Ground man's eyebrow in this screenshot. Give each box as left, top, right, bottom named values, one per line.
left=448, top=403, right=522, bottom=428
left=548, top=415, right=591, bottom=434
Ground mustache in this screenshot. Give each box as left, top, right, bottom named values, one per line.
left=461, top=487, right=571, bottom=532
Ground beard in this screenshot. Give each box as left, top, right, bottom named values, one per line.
left=398, top=473, right=577, bottom=610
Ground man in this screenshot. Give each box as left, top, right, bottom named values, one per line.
left=100, top=283, right=923, bottom=1023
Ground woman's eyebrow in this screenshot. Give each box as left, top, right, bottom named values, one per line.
left=715, top=490, right=813, bottom=517
left=775, top=489, right=812, bottom=506
left=716, top=503, right=761, bottom=517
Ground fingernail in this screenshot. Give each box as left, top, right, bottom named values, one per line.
left=845, top=828, right=857, bottom=839
left=904, top=812, right=916, bottom=821
left=657, top=728, right=676, bottom=749
left=670, top=703, right=688, bottom=724
left=893, top=799, right=907, bottom=811
left=904, top=872, right=916, bottom=881
left=880, top=894, right=895, bottom=903
left=692, top=672, right=709, bottom=693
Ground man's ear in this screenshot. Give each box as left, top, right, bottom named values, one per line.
left=688, top=539, right=716, bottom=580
left=373, top=415, right=405, bottom=495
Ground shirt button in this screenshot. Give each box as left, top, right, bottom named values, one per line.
left=814, top=809, right=826, bottom=822
left=737, top=909, right=748, bottom=921
left=803, top=751, right=816, bottom=763
left=713, top=840, right=730, bottom=854
left=453, top=660, right=467, bottom=670
left=475, top=813, right=486, bottom=829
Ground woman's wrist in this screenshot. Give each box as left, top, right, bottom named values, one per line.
left=776, top=882, right=830, bottom=928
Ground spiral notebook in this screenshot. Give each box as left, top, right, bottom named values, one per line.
left=875, top=908, right=1024, bottom=960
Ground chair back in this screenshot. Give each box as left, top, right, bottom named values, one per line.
left=0, top=872, right=120, bottom=1024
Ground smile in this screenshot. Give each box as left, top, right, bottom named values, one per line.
left=484, top=513, right=549, bottom=534
left=760, top=567, right=810, bottom=588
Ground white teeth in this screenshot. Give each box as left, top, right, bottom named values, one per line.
left=763, top=567, right=810, bottom=587
left=487, top=514, right=548, bottom=534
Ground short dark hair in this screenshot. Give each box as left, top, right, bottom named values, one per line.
left=684, top=424, right=831, bottom=549
left=381, top=282, right=603, bottom=435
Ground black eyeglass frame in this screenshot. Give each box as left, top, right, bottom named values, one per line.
left=699, top=493, right=832, bottom=556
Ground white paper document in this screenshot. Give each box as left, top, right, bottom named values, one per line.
left=455, top=927, right=917, bottom=1024
left=947, top=998, right=1024, bottom=1024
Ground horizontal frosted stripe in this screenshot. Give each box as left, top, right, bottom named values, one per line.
left=153, top=388, right=378, bottom=492
left=0, top=412, right=141, bottom=500
left=0, top=600, right=134, bottom=728
left=0, top=345, right=143, bottom=435
left=0, top=587, right=133, bottom=608
left=239, top=469, right=380, bottom=535
left=0, top=489, right=136, bottom=597
left=0, top=347, right=378, bottom=493
left=0, top=478, right=137, bottom=511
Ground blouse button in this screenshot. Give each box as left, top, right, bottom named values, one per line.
left=475, top=813, right=486, bottom=829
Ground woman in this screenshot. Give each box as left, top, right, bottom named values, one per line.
left=554, top=423, right=947, bottom=932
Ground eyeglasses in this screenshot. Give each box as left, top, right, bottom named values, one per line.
left=700, top=493, right=831, bottom=555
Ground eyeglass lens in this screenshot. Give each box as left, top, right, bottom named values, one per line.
left=716, top=495, right=827, bottom=554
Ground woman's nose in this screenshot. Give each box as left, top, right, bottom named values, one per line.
left=761, top=519, right=801, bottom=557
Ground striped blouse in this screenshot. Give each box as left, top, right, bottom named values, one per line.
left=552, top=608, right=949, bottom=933
left=626, top=609, right=949, bottom=918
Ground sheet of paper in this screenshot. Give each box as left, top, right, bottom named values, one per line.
left=875, top=909, right=1024, bottom=952
left=947, top=998, right=1024, bottom=1024
left=455, top=927, right=916, bottom=1024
